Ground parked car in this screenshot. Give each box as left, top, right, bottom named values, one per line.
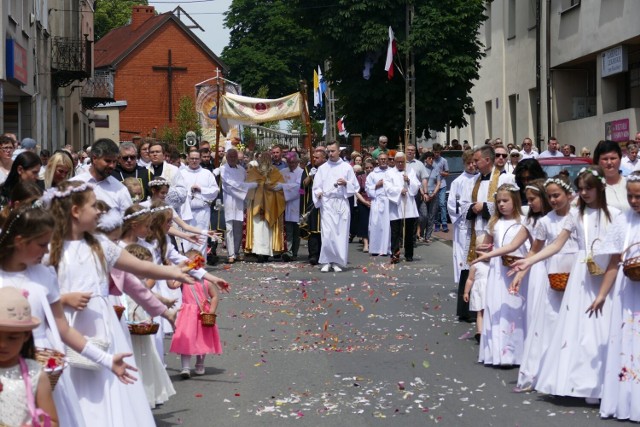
left=537, top=156, right=593, bottom=183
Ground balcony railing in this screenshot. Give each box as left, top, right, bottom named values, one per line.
left=51, top=36, right=91, bottom=87
left=81, top=71, right=115, bottom=109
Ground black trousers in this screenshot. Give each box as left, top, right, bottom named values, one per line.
left=456, top=269, right=473, bottom=321
left=390, top=218, right=416, bottom=260
left=308, top=233, right=322, bottom=264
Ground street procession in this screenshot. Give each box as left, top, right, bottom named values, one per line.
left=2, top=1, right=640, bottom=426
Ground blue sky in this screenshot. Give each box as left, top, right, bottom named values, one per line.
left=149, top=0, right=232, bottom=57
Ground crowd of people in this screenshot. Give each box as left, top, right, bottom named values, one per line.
left=450, top=132, right=640, bottom=423
left=2, top=129, right=640, bottom=425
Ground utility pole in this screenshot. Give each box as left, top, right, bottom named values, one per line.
left=324, top=60, right=337, bottom=143
left=405, top=4, right=416, bottom=148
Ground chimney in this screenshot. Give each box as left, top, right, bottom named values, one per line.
left=130, top=5, right=155, bottom=31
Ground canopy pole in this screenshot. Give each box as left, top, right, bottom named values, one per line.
left=300, top=80, right=312, bottom=151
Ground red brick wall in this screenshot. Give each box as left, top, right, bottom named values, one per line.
left=114, top=20, right=224, bottom=141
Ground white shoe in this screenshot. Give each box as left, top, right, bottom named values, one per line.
left=321, top=264, right=331, bottom=272
left=332, top=264, right=342, bottom=272
left=180, top=368, right=191, bottom=379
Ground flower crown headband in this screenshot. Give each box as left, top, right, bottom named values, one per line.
left=628, top=174, right=640, bottom=182
left=492, top=184, right=520, bottom=199
left=578, top=167, right=606, bottom=185
left=150, top=205, right=172, bottom=214
left=41, top=183, right=94, bottom=208
left=525, top=185, right=541, bottom=193
left=0, top=199, right=47, bottom=246
left=148, top=179, right=170, bottom=188
left=123, top=208, right=151, bottom=222
left=544, top=178, right=572, bottom=193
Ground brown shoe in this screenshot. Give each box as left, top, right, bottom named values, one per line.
left=227, top=257, right=235, bottom=264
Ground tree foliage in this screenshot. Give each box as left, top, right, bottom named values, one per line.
left=94, top=0, right=149, bottom=41
left=221, top=0, right=487, bottom=142
left=158, top=96, right=201, bottom=151
left=221, top=0, right=314, bottom=99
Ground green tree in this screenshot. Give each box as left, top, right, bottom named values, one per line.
left=94, top=0, right=149, bottom=41
left=158, top=96, right=201, bottom=152
left=299, top=0, right=487, bottom=140
left=221, top=0, right=314, bottom=99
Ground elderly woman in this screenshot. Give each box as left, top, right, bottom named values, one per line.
left=594, top=139, right=629, bottom=211
left=245, top=152, right=286, bottom=262
left=44, top=151, right=74, bottom=189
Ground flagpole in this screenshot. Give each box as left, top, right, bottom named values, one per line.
left=214, top=68, right=222, bottom=168
left=405, top=4, right=416, bottom=148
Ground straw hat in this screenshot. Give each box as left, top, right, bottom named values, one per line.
left=0, top=287, right=41, bottom=332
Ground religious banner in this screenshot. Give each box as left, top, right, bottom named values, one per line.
left=195, top=79, right=239, bottom=142
left=219, top=92, right=304, bottom=124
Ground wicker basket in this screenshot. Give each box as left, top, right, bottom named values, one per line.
left=622, top=242, right=640, bottom=281
left=501, top=255, right=523, bottom=268
left=35, top=348, right=67, bottom=390
left=200, top=312, right=217, bottom=327
left=500, top=223, right=523, bottom=267
left=548, top=273, right=570, bottom=291
left=586, top=238, right=605, bottom=276
left=128, top=322, right=160, bottom=335
left=113, top=305, right=125, bottom=320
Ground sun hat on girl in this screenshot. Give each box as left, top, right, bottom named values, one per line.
left=0, top=287, right=41, bottom=331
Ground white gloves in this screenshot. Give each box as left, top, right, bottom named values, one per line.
left=309, top=167, right=317, bottom=176
left=272, top=183, right=283, bottom=191
left=245, top=182, right=258, bottom=189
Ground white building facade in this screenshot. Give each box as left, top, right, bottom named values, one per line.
left=451, top=0, right=640, bottom=152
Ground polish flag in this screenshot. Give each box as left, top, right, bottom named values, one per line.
left=384, top=26, right=397, bottom=80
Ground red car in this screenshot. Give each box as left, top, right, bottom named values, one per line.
left=537, top=156, right=593, bottom=183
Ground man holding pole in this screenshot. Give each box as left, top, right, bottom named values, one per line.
left=388, top=151, right=420, bottom=263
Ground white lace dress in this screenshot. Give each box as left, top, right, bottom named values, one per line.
left=57, top=235, right=155, bottom=427
left=0, top=359, right=41, bottom=427
left=0, top=265, right=85, bottom=427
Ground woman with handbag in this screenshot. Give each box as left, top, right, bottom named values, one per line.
left=169, top=249, right=223, bottom=379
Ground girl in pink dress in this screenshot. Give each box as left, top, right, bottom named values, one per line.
left=170, top=249, right=224, bottom=379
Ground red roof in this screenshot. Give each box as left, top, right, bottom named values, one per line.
left=94, top=11, right=227, bottom=71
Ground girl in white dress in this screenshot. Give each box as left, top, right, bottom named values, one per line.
left=0, top=201, right=141, bottom=427
left=512, top=167, right=618, bottom=401
left=478, top=184, right=529, bottom=366
left=588, top=171, right=640, bottom=421
left=507, top=176, right=578, bottom=390
left=46, top=181, right=193, bottom=427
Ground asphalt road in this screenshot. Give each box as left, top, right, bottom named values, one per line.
left=152, top=238, right=611, bottom=427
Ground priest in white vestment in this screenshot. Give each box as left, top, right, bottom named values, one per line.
left=312, top=142, right=359, bottom=272
left=180, top=150, right=218, bottom=256
left=147, top=141, right=188, bottom=211
left=387, top=152, right=420, bottom=263
left=220, top=149, right=255, bottom=263
left=281, top=152, right=304, bottom=261
left=365, top=152, right=394, bottom=256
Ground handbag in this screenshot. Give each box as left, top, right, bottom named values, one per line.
left=20, top=357, right=52, bottom=427
left=189, top=281, right=216, bottom=327
left=65, top=310, right=110, bottom=371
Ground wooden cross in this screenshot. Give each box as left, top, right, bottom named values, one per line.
left=152, top=49, right=187, bottom=122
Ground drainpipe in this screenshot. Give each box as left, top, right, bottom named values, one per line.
left=546, top=0, right=552, bottom=146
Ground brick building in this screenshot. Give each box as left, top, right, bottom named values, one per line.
left=94, top=5, right=227, bottom=142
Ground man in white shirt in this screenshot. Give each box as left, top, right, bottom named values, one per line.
left=388, top=152, right=420, bottom=263
left=537, top=137, right=564, bottom=158
left=519, top=137, right=538, bottom=160
left=312, top=141, right=359, bottom=272
left=147, top=142, right=188, bottom=211
left=280, top=152, right=304, bottom=261
left=220, top=149, right=255, bottom=263
left=71, top=138, right=132, bottom=214
left=180, top=150, right=219, bottom=256
left=622, top=143, right=639, bottom=174
left=365, top=153, right=393, bottom=256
